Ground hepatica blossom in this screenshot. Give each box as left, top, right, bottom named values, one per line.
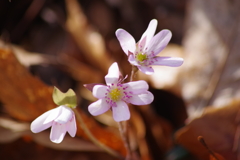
left=115, top=19, right=184, bottom=75
left=30, top=87, right=77, bottom=143
left=86, top=62, right=153, bottom=122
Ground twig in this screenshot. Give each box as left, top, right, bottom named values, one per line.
left=198, top=136, right=219, bottom=160
left=73, top=109, right=124, bottom=160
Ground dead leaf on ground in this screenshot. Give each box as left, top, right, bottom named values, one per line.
left=209, top=153, right=225, bottom=160
left=181, top=0, right=240, bottom=119
left=65, top=0, right=113, bottom=73
left=175, top=99, right=240, bottom=160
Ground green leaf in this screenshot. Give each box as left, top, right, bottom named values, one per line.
left=52, top=86, right=77, bottom=108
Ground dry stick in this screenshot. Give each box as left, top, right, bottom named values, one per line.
left=198, top=136, right=219, bottom=160
left=73, top=109, right=124, bottom=160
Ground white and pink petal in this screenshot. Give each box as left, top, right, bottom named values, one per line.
left=123, top=80, right=149, bottom=94
left=139, top=19, right=158, bottom=48
left=30, top=108, right=61, bottom=133
left=92, top=85, right=108, bottom=99
left=43, top=107, right=61, bottom=124
left=105, top=62, right=120, bottom=85
left=146, top=29, right=172, bottom=57
left=88, top=99, right=110, bottom=116
left=66, top=115, right=77, bottom=137
left=54, top=105, right=74, bottom=124
left=138, top=66, right=154, bottom=75
left=138, top=36, right=147, bottom=50
left=152, top=56, right=184, bottom=67
left=30, top=111, right=53, bottom=133
left=50, top=122, right=67, bottom=143
left=129, top=91, right=154, bottom=105
left=112, top=101, right=130, bottom=122
left=115, top=29, right=136, bottom=55
left=128, top=54, right=139, bottom=66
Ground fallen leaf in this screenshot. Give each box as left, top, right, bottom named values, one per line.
left=175, top=99, right=240, bottom=160
left=181, top=0, right=240, bottom=119
left=65, top=0, right=113, bottom=73
left=209, top=153, right=225, bottom=160
left=0, top=48, right=55, bottom=121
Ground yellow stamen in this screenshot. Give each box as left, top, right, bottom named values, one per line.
left=136, top=53, right=147, bottom=62
left=109, top=88, right=122, bottom=101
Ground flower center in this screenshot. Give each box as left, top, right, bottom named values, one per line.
left=105, top=83, right=133, bottom=107
left=136, top=53, right=147, bottom=62
left=109, top=88, right=122, bottom=101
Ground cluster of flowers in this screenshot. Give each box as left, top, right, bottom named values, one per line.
left=30, top=19, right=183, bottom=143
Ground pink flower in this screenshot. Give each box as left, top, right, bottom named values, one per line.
left=87, top=62, right=154, bottom=122
left=115, top=19, right=184, bottom=75
left=30, top=105, right=77, bottom=143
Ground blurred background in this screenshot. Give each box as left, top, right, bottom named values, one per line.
left=0, top=0, right=239, bottom=159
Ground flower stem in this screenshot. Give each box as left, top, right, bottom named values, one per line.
left=118, top=121, right=132, bottom=160
left=73, top=109, right=124, bottom=160
left=130, top=65, right=138, bottom=82
left=117, top=66, right=139, bottom=160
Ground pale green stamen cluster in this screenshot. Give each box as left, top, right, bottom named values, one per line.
left=109, top=88, right=122, bottom=101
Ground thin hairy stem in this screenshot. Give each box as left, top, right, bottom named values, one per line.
left=129, top=65, right=138, bottom=82
left=118, top=121, right=132, bottom=160
left=116, top=65, right=140, bottom=160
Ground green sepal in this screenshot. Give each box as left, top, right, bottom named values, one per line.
left=52, top=86, right=77, bottom=108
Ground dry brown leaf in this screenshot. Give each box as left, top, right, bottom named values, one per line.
left=0, top=48, right=55, bottom=120
left=175, top=99, right=240, bottom=160
left=58, top=54, right=104, bottom=84
left=0, top=138, right=117, bottom=160
left=0, top=48, right=126, bottom=155
left=181, top=0, right=240, bottom=119
left=209, top=153, right=225, bottom=160
left=0, top=40, right=49, bottom=67
left=65, top=0, right=113, bottom=73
